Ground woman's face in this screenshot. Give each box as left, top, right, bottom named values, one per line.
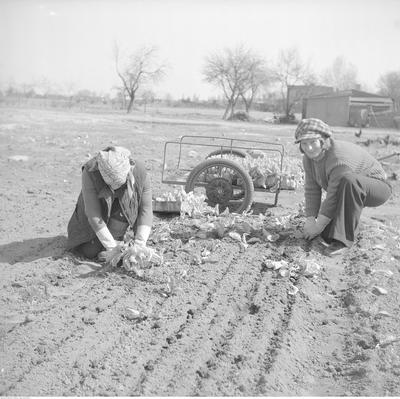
left=300, top=138, right=323, bottom=159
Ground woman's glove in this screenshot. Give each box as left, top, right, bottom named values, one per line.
left=134, top=225, right=151, bottom=247
left=95, top=226, right=117, bottom=250
left=303, top=215, right=331, bottom=240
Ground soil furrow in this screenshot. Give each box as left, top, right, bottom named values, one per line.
left=193, top=252, right=288, bottom=395
left=17, top=242, right=241, bottom=396
left=1, top=270, right=144, bottom=395
left=129, top=246, right=245, bottom=395
left=137, top=247, right=277, bottom=396
left=258, top=254, right=353, bottom=395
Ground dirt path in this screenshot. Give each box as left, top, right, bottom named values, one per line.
left=1, top=107, right=399, bottom=396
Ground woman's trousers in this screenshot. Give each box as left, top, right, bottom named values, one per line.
left=321, top=173, right=392, bottom=247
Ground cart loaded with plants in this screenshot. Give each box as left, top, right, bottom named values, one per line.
left=154, top=135, right=304, bottom=214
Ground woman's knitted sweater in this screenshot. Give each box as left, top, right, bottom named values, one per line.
left=303, top=139, right=387, bottom=219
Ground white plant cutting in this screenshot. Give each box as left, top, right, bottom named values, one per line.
left=103, top=242, right=163, bottom=277
left=180, top=191, right=220, bottom=218
left=158, top=188, right=218, bottom=218
left=154, top=190, right=182, bottom=202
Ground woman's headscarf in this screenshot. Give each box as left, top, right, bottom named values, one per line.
left=97, top=146, right=133, bottom=190
left=294, top=118, right=332, bottom=143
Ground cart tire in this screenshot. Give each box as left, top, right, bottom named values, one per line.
left=206, top=148, right=247, bottom=159
left=185, top=158, right=254, bottom=213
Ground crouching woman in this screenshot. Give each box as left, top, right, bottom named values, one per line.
left=66, top=146, right=152, bottom=259
left=295, top=118, right=391, bottom=255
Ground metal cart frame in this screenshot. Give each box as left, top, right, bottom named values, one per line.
left=160, top=135, right=287, bottom=209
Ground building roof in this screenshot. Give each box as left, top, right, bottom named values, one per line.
left=287, top=84, right=333, bottom=90
left=308, top=89, right=391, bottom=100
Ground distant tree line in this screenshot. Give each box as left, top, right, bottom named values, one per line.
left=1, top=44, right=400, bottom=119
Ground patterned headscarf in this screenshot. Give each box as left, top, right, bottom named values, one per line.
left=294, top=118, right=332, bottom=143
left=97, top=146, right=132, bottom=190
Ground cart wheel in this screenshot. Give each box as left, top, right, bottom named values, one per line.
left=206, top=148, right=247, bottom=159
left=185, top=158, right=254, bottom=213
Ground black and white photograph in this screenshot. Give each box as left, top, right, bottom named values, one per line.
left=1, top=0, right=400, bottom=396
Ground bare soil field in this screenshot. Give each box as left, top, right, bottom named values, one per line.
left=1, top=106, right=400, bottom=396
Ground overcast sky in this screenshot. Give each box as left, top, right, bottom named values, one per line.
left=1, top=0, right=399, bottom=99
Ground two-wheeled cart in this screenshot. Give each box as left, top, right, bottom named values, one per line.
left=160, top=135, right=290, bottom=213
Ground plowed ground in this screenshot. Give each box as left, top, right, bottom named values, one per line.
left=1, top=107, right=400, bottom=396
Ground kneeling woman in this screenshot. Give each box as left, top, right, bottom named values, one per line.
left=66, top=146, right=152, bottom=259
left=295, top=118, right=391, bottom=255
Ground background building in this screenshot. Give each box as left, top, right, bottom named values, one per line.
left=287, top=85, right=333, bottom=114
left=303, top=89, right=394, bottom=127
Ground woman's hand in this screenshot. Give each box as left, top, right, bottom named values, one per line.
left=303, top=215, right=331, bottom=240
left=98, top=241, right=124, bottom=262
left=303, top=218, right=319, bottom=240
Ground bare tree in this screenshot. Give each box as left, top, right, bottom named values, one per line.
left=239, top=56, right=271, bottom=113
left=272, top=47, right=316, bottom=118
left=321, top=56, right=358, bottom=91
left=113, top=43, right=166, bottom=113
left=378, top=70, right=400, bottom=111
left=203, top=46, right=270, bottom=119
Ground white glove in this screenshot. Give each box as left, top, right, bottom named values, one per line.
left=95, top=226, right=117, bottom=250
left=134, top=225, right=151, bottom=247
